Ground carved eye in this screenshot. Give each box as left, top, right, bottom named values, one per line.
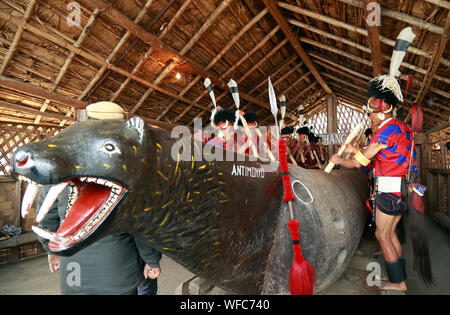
left=101, top=142, right=121, bottom=155
left=104, top=143, right=115, bottom=152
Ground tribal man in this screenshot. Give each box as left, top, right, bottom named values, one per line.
left=206, top=108, right=236, bottom=151
left=330, top=81, right=416, bottom=291
left=330, top=26, right=435, bottom=291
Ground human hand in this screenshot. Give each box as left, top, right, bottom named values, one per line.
left=143, top=264, right=161, bottom=279
left=48, top=254, right=60, bottom=273
left=329, top=154, right=343, bottom=165
left=344, top=143, right=359, bottom=155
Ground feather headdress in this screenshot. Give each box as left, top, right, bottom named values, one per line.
left=367, top=27, right=416, bottom=108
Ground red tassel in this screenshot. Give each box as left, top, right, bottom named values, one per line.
left=279, top=139, right=316, bottom=294
left=411, top=103, right=423, bottom=133
left=412, top=191, right=425, bottom=215
left=366, top=198, right=374, bottom=215
left=278, top=138, right=296, bottom=202
left=278, top=138, right=289, bottom=173
left=287, top=220, right=316, bottom=295
left=404, top=74, right=413, bottom=94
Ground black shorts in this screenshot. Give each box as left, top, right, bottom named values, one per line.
left=375, top=193, right=406, bottom=216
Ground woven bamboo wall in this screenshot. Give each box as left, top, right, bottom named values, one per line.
left=424, top=126, right=449, bottom=224
left=0, top=122, right=61, bottom=263
left=0, top=122, right=62, bottom=175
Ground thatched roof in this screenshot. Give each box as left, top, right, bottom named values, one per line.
left=0, top=0, right=448, bottom=131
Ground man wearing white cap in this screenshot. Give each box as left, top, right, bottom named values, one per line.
left=36, top=102, right=162, bottom=295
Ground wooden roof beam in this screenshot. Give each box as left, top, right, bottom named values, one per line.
left=182, top=35, right=289, bottom=125
left=290, top=81, right=319, bottom=104
left=239, top=59, right=307, bottom=112
left=307, top=47, right=450, bottom=115
left=89, top=0, right=252, bottom=101
left=110, top=0, right=193, bottom=104
left=129, top=0, right=233, bottom=115
left=0, top=0, right=37, bottom=75
left=156, top=8, right=269, bottom=121
left=88, top=0, right=210, bottom=81
left=81, top=0, right=164, bottom=102
left=327, top=82, right=445, bottom=122
left=87, top=0, right=277, bottom=123
left=0, top=100, right=75, bottom=122
left=231, top=54, right=299, bottom=111
left=238, top=56, right=304, bottom=118
left=280, top=1, right=450, bottom=67
left=309, top=51, right=372, bottom=80
left=304, top=94, right=328, bottom=117
left=0, top=12, right=211, bottom=113
left=0, top=75, right=87, bottom=109
left=424, top=0, right=450, bottom=10
left=412, top=10, right=450, bottom=115
left=299, top=32, right=449, bottom=85
left=37, top=8, right=101, bottom=126
left=262, top=0, right=333, bottom=94
left=254, top=71, right=315, bottom=125
left=336, top=0, right=445, bottom=35
left=316, top=56, right=450, bottom=110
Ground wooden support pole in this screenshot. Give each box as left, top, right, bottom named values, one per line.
left=327, top=94, right=338, bottom=156
left=362, top=0, right=382, bottom=76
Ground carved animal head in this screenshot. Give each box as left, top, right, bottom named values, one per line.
left=13, top=117, right=151, bottom=255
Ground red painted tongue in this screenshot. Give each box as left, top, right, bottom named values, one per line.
left=56, top=182, right=111, bottom=237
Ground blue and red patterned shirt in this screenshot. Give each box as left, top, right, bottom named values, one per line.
left=369, top=118, right=418, bottom=177
left=207, top=136, right=234, bottom=151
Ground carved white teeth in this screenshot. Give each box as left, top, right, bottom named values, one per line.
left=79, top=177, right=121, bottom=190
left=31, top=226, right=73, bottom=246
left=17, top=175, right=37, bottom=184
left=74, top=189, right=120, bottom=240
left=21, top=182, right=40, bottom=218
left=36, top=182, right=68, bottom=223
left=20, top=175, right=124, bottom=247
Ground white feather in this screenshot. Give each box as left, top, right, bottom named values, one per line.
left=268, top=77, right=280, bottom=136
left=279, top=95, right=286, bottom=119
left=389, top=27, right=416, bottom=77
left=204, top=78, right=217, bottom=108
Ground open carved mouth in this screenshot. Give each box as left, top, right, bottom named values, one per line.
left=19, top=175, right=127, bottom=251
